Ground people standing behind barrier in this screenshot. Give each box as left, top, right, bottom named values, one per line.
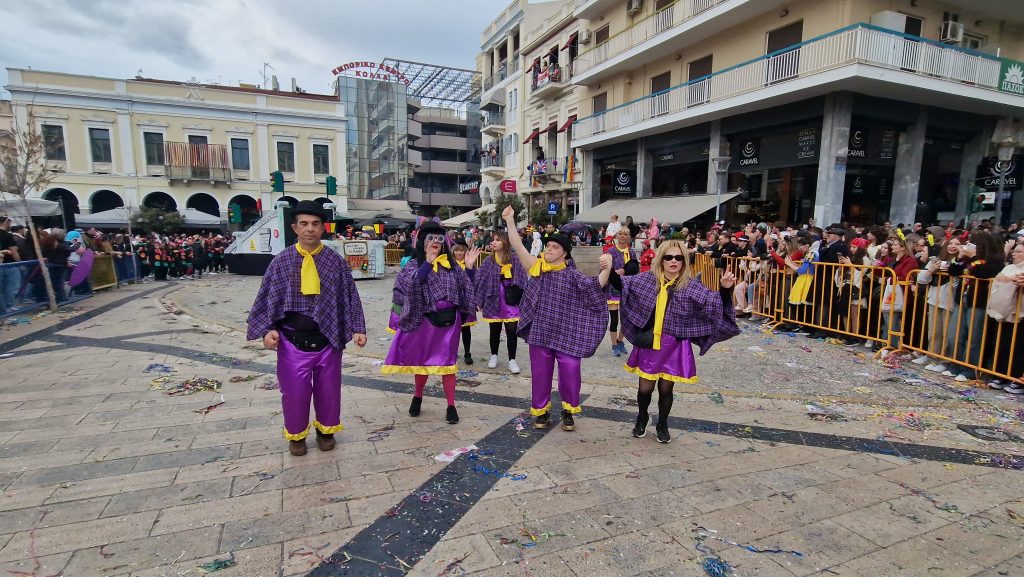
left=785, top=236, right=816, bottom=329
left=913, top=235, right=962, bottom=374
left=730, top=235, right=756, bottom=317
left=807, top=226, right=850, bottom=339
left=901, top=235, right=933, bottom=355
left=473, top=230, right=525, bottom=374
left=866, top=226, right=888, bottom=260
left=836, top=237, right=870, bottom=343
left=879, top=237, right=919, bottom=354
left=0, top=216, right=22, bottom=314
left=39, top=229, right=71, bottom=303
left=983, top=241, right=1024, bottom=393
left=945, top=231, right=1004, bottom=382
left=606, top=227, right=639, bottom=357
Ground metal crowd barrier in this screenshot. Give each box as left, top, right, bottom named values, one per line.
left=383, top=249, right=492, bottom=268
left=692, top=252, right=720, bottom=291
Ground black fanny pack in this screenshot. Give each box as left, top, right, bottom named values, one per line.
left=282, top=327, right=330, bottom=352
left=623, top=260, right=640, bottom=276
left=632, top=329, right=655, bottom=350
left=425, top=308, right=457, bottom=328
left=504, top=285, right=524, bottom=306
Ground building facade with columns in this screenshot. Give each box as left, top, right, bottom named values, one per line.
left=484, top=0, right=1024, bottom=227
left=4, top=68, right=348, bottom=230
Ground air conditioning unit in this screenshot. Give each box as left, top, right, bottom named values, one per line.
left=626, top=0, right=642, bottom=16
left=941, top=21, right=964, bottom=43
left=579, top=29, right=592, bottom=45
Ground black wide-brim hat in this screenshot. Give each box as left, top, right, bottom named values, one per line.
left=292, top=200, right=328, bottom=222
left=545, top=232, right=573, bottom=255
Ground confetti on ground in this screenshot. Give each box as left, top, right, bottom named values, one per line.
left=708, top=391, right=724, bottom=404
left=806, top=404, right=847, bottom=421
left=472, top=465, right=527, bottom=481
left=197, top=553, right=236, bottom=573
left=434, top=445, right=479, bottom=462
left=852, top=386, right=873, bottom=394
left=437, top=552, right=472, bottom=576
left=142, top=363, right=175, bottom=373
left=152, top=377, right=222, bottom=396
left=456, top=369, right=479, bottom=378
left=1008, top=509, right=1024, bottom=524
left=258, top=380, right=279, bottom=390
left=894, top=481, right=963, bottom=514
left=694, top=527, right=804, bottom=558
left=192, top=401, right=225, bottom=415
left=229, top=374, right=261, bottom=382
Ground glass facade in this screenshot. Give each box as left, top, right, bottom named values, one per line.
left=337, top=75, right=409, bottom=199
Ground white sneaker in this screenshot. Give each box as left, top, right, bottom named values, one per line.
left=879, top=350, right=891, bottom=359
left=955, top=374, right=969, bottom=382
left=743, top=305, right=754, bottom=313
left=864, top=340, right=873, bottom=348
left=508, top=360, right=520, bottom=374
left=487, top=355, right=498, bottom=369
left=912, top=356, right=929, bottom=365
left=941, top=370, right=955, bottom=377
left=927, top=364, right=946, bottom=373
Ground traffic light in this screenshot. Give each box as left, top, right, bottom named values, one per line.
left=228, top=203, right=242, bottom=223
left=326, top=175, right=337, bottom=196
left=271, top=171, right=284, bottom=192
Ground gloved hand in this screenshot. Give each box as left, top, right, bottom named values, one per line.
left=416, top=260, right=433, bottom=283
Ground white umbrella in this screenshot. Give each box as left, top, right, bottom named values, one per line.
left=0, top=192, right=61, bottom=217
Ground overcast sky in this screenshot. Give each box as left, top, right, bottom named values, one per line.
left=0, top=0, right=510, bottom=95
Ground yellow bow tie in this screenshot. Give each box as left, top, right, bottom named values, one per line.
left=652, top=276, right=677, bottom=350
left=296, top=243, right=324, bottom=295
left=495, top=256, right=513, bottom=279
left=432, top=254, right=451, bottom=272
left=456, top=259, right=467, bottom=270
left=528, top=258, right=566, bottom=277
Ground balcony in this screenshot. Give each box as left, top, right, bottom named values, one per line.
left=417, top=135, right=468, bottom=150
left=407, top=149, right=423, bottom=167
left=481, top=58, right=520, bottom=105
left=372, top=141, right=396, bottom=160
left=572, top=0, right=787, bottom=85
left=482, top=111, right=506, bottom=136
left=409, top=190, right=482, bottom=207
left=573, top=0, right=619, bottom=20
left=163, top=142, right=230, bottom=183
left=408, top=119, right=422, bottom=140
left=573, top=24, right=1013, bottom=147
left=529, top=65, right=566, bottom=100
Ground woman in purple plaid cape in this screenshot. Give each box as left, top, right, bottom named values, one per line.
left=606, top=226, right=639, bottom=358
left=501, top=206, right=612, bottom=432
left=603, top=240, right=739, bottom=444
left=451, top=238, right=480, bottom=365
left=381, top=222, right=476, bottom=425
left=471, top=230, right=527, bottom=374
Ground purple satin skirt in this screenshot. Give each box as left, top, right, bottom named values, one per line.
left=387, top=311, right=400, bottom=334
left=483, top=281, right=520, bottom=323
left=624, top=334, right=698, bottom=384
left=382, top=303, right=461, bottom=375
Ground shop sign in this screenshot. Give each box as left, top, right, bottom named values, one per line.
left=459, top=180, right=480, bottom=193
left=976, top=156, right=1021, bottom=192
left=331, top=61, right=412, bottom=85
left=797, top=128, right=817, bottom=160
left=499, top=179, right=517, bottom=193
left=738, top=138, right=760, bottom=167
left=848, top=128, right=867, bottom=158
left=998, top=59, right=1024, bottom=95
left=613, top=170, right=636, bottom=195
left=880, top=130, right=896, bottom=160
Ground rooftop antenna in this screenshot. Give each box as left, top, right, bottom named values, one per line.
left=259, top=62, right=275, bottom=89
left=136, top=68, right=143, bottom=79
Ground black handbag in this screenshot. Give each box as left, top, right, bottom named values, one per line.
left=632, top=329, right=655, bottom=349
left=282, top=328, right=330, bottom=352
left=504, top=285, right=524, bottom=306
left=425, top=308, right=457, bottom=327
left=623, top=260, right=640, bottom=276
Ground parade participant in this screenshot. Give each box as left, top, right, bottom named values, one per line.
left=451, top=238, right=481, bottom=365
left=500, top=206, right=609, bottom=431
left=382, top=221, right=476, bottom=424
left=151, top=241, right=169, bottom=281
left=248, top=201, right=367, bottom=456
left=606, top=227, right=639, bottom=357
left=472, top=229, right=526, bottom=373
left=605, top=240, right=740, bottom=443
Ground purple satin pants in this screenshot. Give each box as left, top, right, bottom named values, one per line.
left=529, top=344, right=582, bottom=415
left=277, top=337, right=342, bottom=440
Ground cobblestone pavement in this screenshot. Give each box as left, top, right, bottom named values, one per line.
left=0, top=271, right=1021, bottom=577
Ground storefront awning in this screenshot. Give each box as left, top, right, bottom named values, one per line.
left=562, top=32, right=578, bottom=50
left=574, top=194, right=741, bottom=225
left=440, top=204, right=496, bottom=228
left=557, top=115, right=577, bottom=133
left=545, top=121, right=558, bottom=133
left=523, top=129, right=540, bottom=144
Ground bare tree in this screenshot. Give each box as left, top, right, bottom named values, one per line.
left=0, top=106, right=60, bottom=312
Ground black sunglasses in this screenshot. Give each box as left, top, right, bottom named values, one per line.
left=661, top=254, right=685, bottom=262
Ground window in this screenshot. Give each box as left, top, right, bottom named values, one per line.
left=595, top=25, right=609, bottom=45
left=277, top=141, right=295, bottom=172
left=41, top=125, right=65, bottom=161
left=313, top=144, right=330, bottom=175
left=230, top=138, right=250, bottom=170
left=688, top=55, right=713, bottom=80
left=89, top=128, right=112, bottom=163
left=188, top=134, right=208, bottom=146
left=650, top=71, right=671, bottom=94
left=961, top=33, right=986, bottom=50
left=655, top=0, right=675, bottom=10
left=593, top=92, right=608, bottom=114
left=903, top=15, right=923, bottom=37
left=143, top=132, right=164, bottom=165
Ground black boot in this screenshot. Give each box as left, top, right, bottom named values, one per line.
left=533, top=412, right=549, bottom=429
left=632, top=414, right=649, bottom=438
left=446, top=405, right=459, bottom=424
left=409, top=396, right=422, bottom=417
left=655, top=422, right=671, bottom=444
left=561, top=410, right=575, bottom=432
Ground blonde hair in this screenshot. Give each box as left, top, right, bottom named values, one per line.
left=651, top=239, right=691, bottom=288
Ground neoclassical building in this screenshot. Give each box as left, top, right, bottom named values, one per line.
left=4, top=68, right=348, bottom=230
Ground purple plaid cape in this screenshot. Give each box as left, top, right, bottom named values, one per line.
left=397, top=260, right=476, bottom=333
left=517, top=266, right=606, bottom=358
left=391, top=261, right=414, bottom=308
left=607, top=245, right=637, bottom=271
left=474, top=253, right=527, bottom=318
left=619, top=272, right=740, bottom=355
left=247, top=244, right=367, bottom=350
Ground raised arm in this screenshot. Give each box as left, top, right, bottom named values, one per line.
left=501, top=206, right=538, bottom=271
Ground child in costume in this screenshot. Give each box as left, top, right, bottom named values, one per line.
left=500, top=207, right=610, bottom=431
left=606, top=227, right=639, bottom=357
left=471, top=230, right=526, bottom=373
left=605, top=240, right=739, bottom=443
left=381, top=222, right=476, bottom=424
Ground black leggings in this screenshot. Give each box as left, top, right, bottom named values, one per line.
left=609, top=309, right=619, bottom=332
left=461, top=325, right=472, bottom=355
left=489, top=321, right=517, bottom=359
left=637, top=378, right=674, bottom=424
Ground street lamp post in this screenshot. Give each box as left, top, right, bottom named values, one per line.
left=712, top=156, right=732, bottom=222
left=994, top=143, right=1015, bottom=228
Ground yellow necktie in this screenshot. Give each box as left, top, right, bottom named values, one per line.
left=296, top=244, right=324, bottom=295
left=456, top=260, right=466, bottom=270
left=619, top=247, right=631, bottom=264
left=651, top=277, right=677, bottom=350
left=495, top=256, right=513, bottom=279
left=432, top=254, right=451, bottom=272
left=528, top=259, right=567, bottom=277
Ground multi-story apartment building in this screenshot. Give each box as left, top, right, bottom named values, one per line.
left=4, top=68, right=348, bottom=230
left=483, top=0, right=1024, bottom=228
left=408, top=106, right=483, bottom=215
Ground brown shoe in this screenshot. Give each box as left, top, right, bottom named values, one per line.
left=316, top=432, right=336, bottom=452
left=289, top=440, right=307, bottom=456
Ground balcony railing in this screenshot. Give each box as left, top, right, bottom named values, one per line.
left=481, top=155, right=504, bottom=169
left=574, top=24, right=1004, bottom=141
left=164, top=142, right=230, bottom=182
left=573, top=0, right=729, bottom=78
left=482, top=58, right=520, bottom=92
left=530, top=65, right=565, bottom=95
left=482, top=110, right=505, bottom=127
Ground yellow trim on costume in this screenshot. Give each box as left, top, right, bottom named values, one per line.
left=617, top=246, right=631, bottom=264
left=607, top=300, right=621, bottom=305
left=456, top=259, right=467, bottom=270
left=624, top=364, right=700, bottom=384
left=313, top=420, right=344, bottom=434
left=561, top=401, right=582, bottom=414
left=495, top=255, right=513, bottom=279
left=652, top=277, right=677, bottom=351
left=296, top=244, right=325, bottom=295
left=432, top=254, right=451, bottom=272
left=483, top=317, right=520, bottom=323
left=461, top=321, right=478, bottom=327
left=386, top=326, right=397, bottom=334
left=283, top=425, right=310, bottom=441
left=380, top=364, right=459, bottom=376
left=528, top=259, right=566, bottom=277
left=530, top=403, right=551, bottom=416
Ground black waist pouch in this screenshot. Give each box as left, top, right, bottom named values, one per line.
left=624, top=260, right=640, bottom=276
left=282, top=328, right=330, bottom=352
left=504, top=285, right=524, bottom=306
left=425, top=308, right=457, bottom=327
